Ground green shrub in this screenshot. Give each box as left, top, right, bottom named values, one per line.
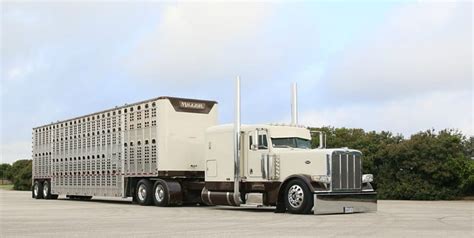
left=310, top=127, right=472, bottom=200
left=8, top=160, right=32, bottom=191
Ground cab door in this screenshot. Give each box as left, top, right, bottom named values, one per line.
left=245, top=131, right=269, bottom=178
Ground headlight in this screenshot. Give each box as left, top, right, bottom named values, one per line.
left=362, top=174, right=373, bottom=183
left=311, top=175, right=331, bottom=184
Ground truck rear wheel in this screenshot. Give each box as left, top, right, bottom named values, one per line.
left=136, top=179, right=153, bottom=206
left=33, top=181, right=43, bottom=199
left=153, top=180, right=169, bottom=206
left=284, top=179, right=313, bottom=214
left=42, top=180, right=52, bottom=199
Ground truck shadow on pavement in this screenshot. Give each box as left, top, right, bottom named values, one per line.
left=56, top=198, right=276, bottom=213
left=211, top=206, right=275, bottom=213
left=57, top=198, right=132, bottom=205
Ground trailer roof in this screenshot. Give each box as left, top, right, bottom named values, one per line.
left=33, top=96, right=217, bottom=130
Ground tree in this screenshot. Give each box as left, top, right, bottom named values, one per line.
left=8, top=160, right=32, bottom=191
left=0, top=163, right=12, bottom=184
left=309, top=127, right=472, bottom=200
left=376, top=129, right=471, bottom=199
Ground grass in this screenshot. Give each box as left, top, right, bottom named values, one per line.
left=0, top=184, right=14, bottom=190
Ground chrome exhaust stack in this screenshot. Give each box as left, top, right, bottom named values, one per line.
left=232, top=76, right=242, bottom=206
left=291, top=83, right=298, bottom=126
left=201, top=76, right=241, bottom=206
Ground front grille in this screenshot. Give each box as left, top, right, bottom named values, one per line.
left=331, top=151, right=362, bottom=191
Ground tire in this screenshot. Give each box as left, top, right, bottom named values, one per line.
left=284, top=179, right=313, bottom=214
left=136, top=179, right=153, bottom=206
left=153, top=180, right=170, bottom=206
left=33, top=181, right=43, bottom=199
left=42, top=180, right=52, bottom=199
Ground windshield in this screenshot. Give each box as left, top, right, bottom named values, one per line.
left=272, top=137, right=311, bottom=149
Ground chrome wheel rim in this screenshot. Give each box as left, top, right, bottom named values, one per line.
left=288, top=185, right=304, bottom=209
left=34, top=184, right=39, bottom=197
left=155, top=184, right=165, bottom=203
left=43, top=182, right=49, bottom=197
left=138, top=184, right=147, bottom=201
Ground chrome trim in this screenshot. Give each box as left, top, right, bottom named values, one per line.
left=328, top=154, right=332, bottom=191
left=288, top=184, right=304, bottom=208
left=261, top=154, right=280, bottom=180
left=291, top=83, right=298, bottom=125
left=138, top=184, right=147, bottom=201
left=233, top=77, right=241, bottom=206
left=346, top=154, right=349, bottom=189
left=226, top=192, right=232, bottom=205
left=339, top=154, right=342, bottom=189
left=352, top=154, right=356, bottom=188
left=331, top=151, right=362, bottom=191
left=155, top=184, right=165, bottom=203
left=207, top=190, right=212, bottom=205
left=313, top=192, right=377, bottom=214
left=326, top=155, right=330, bottom=176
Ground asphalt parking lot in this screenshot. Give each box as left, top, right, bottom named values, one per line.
left=0, top=190, right=472, bottom=237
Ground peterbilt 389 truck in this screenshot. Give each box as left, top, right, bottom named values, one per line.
left=32, top=79, right=377, bottom=214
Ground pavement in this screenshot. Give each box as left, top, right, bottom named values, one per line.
left=0, top=190, right=472, bottom=238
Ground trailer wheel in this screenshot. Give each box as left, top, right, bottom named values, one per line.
left=136, top=179, right=153, bottom=206
left=33, top=181, right=43, bottom=199
left=153, top=180, right=170, bottom=206
left=42, top=180, right=52, bottom=199
left=284, top=179, right=313, bottom=214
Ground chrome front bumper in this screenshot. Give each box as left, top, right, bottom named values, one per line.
left=313, top=191, right=377, bottom=215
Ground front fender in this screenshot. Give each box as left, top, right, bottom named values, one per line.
left=279, top=174, right=315, bottom=192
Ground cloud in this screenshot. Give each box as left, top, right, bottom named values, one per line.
left=293, top=1, right=472, bottom=137
left=322, top=2, right=472, bottom=103
left=125, top=2, right=320, bottom=85
left=300, top=90, right=472, bottom=137
left=0, top=142, right=32, bottom=164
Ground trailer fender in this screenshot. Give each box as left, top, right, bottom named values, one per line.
left=158, top=179, right=183, bottom=206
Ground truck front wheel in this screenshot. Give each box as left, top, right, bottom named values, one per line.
left=136, top=179, right=153, bottom=206
left=284, top=179, right=313, bottom=214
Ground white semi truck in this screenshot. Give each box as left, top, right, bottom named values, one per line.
left=32, top=80, right=377, bottom=214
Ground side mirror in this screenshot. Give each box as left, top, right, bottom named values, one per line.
left=310, top=130, right=326, bottom=149
left=251, top=130, right=259, bottom=151
left=318, top=132, right=326, bottom=149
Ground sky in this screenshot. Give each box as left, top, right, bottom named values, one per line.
left=1, top=0, right=472, bottom=164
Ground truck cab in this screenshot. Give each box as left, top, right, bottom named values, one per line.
left=203, top=124, right=377, bottom=214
